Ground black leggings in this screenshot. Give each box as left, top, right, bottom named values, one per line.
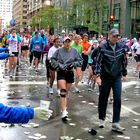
left=81, top=53, right=88, bottom=71
left=46, top=59, right=50, bottom=79
left=29, top=52, right=33, bottom=65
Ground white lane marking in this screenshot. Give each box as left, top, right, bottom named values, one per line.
left=122, top=81, right=137, bottom=89
left=4, top=75, right=46, bottom=78
left=2, top=81, right=47, bottom=85
left=122, top=105, right=140, bottom=116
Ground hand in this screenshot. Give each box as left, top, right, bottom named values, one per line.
left=34, top=107, right=53, bottom=120
left=59, top=63, right=67, bottom=70
left=66, top=63, right=74, bottom=70
left=122, top=76, right=127, bottom=81
left=96, top=76, right=102, bottom=86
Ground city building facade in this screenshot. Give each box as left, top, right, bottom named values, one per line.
left=52, top=0, right=72, bottom=7
left=27, top=0, right=52, bottom=20
left=0, top=0, right=13, bottom=31
left=107, top=0, right=140, bottom=38
left=12, top=0, right=28, bottom=29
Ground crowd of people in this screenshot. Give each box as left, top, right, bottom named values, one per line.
left=0, top=28, right=140, bottom=134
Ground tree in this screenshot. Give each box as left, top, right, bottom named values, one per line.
left=70, top=0, right=108, bottom=33
left=30, top=0, right=108, bottom=34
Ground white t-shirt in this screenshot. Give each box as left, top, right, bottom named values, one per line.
left=23, top=37, right=30, bottom=46
left=134, top=43, right=140, bottom=55
left=9, top=35, right=18, bottom=52
left=48, top=46, right=59, bottom=60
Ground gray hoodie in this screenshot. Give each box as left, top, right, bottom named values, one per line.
left=51, top=47, right=83, bottom=70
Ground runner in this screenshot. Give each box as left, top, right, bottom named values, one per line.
left=7, top=28, right=21, bottom=78
left=132, top=38, right=140, bottom=78
left=68, top=33, right=74, bottom=44
left=71, top=34, right=83, bottom=93
left=88, top=40, right=98, bottom=89
left=30, top=31, right=44, bottom=72
left=80, top=33, right=91, bottom=83
left=51, top=37, right=83, bottom=122
left=40, top=29, right=48, bottom=64
left=59, top=30, right=66, bottom=47
left=48, top=37, right=60, bottom=94
left=21, top=33, right=30, bottom=62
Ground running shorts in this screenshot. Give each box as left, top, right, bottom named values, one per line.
left=33, top=51, right=42, bottom=60
left=21, top=45, right=29, bottom=51
left=57, top=70, right=74, bottom=83
left=12, top=52, right=19, bottom=57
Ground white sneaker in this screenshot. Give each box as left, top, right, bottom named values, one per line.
left=112, top=123, right=125, bottom=132
left=74, top=87, right=80, bottom=93
left=49, top=87, right=54, bottom=94
left=61, top=110, right=68, bottom=118
left=99, top=119, right=105, bottom=128
left=35, top=68, right=38, bottom=72
left=81, top=80, right=84, bottom=84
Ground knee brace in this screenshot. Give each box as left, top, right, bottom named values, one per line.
left=60, top=89, right=67, bottom=98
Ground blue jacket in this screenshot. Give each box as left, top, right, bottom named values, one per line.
left=0, top=48, right=10, bottom=59
left=0, top=48, right=34, bottom=124
left=95, top=41, right=127, bottom=79
left=0, top=48, right=8, bottom=53
left=40, top=34, right=48, bottom=46
left=0, top=103, right=34, bottom=123
left=30, top=36, right=44, bottom=52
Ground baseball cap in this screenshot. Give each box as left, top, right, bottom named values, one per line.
left=63, top=37, right=71, bottom=42
left=93, top=40, right=98, bottom=43
left=109, top=28, right=119, bottom=36
left=62, top=30, right=66, bottom=34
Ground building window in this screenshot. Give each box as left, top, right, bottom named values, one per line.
left=23, top=16, right=27, bottom=19
left=114, top=3, right=120, bottom=20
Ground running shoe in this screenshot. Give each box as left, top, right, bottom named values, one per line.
left=74, top=87, right=80, bottom=93
left=61, top=110, right=68, bottom=122
left=112, top=123, right=125, bottom=132
left=49, top=87, right=54, bottom=94
left=62, top=116, right=68, bottom=123
left=99, top=119, right=105, bottom=128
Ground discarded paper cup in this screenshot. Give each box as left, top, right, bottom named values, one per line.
left=40, top=100, right=50, bottom=110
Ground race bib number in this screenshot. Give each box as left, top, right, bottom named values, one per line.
left=35, top=45, right=40, bottom=50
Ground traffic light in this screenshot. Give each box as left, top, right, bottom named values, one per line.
left=110, top=15, right=115, bottom=23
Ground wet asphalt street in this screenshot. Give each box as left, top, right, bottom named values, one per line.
left=0, top=58, right=140, bottom=140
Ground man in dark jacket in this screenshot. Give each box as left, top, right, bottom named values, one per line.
left=95, top=29, right=127, bottom=132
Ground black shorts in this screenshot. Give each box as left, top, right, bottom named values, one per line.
left=81, top=53, right=88, bottom=71
left=135, top=54, right=140, bottom=62
left=57, top=70, right=74, bottom=83
left=21, top=46, right=29, bottom=51
left=33, top=51, right=42, bottom=60
left=12, top=52, right=19, bottom=57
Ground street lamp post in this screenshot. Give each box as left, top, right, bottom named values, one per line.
left=108, top=0, right=113, bottom=31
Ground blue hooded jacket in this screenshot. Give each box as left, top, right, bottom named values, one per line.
left=0, top=103, right=34, bottom=123
left=0, top=48, right=34, bottom=124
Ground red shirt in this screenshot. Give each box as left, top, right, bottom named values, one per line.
left=80, top=41, right=91, bottom=51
